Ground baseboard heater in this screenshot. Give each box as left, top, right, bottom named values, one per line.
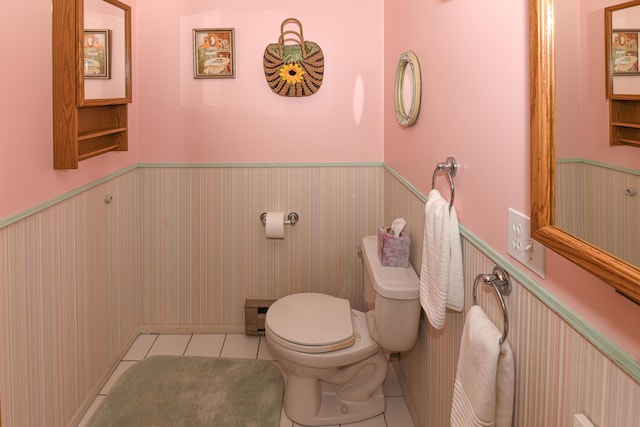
left=244, top=299, right=277, bottom=335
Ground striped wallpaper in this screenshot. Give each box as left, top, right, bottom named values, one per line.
left=136, top=166, right=384, bottom=328
left=556, top=160, right=640, bottom=267
left=0, top=164, right=638, bottom=426
left=0, top=173, right=141, bottom=426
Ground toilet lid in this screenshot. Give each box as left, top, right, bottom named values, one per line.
left=266, top=293, right=355, bottom=353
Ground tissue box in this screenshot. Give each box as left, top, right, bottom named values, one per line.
left=377, top=226, right=410, bottom=268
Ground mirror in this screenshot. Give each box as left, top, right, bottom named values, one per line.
left=531, top=0, right=640, bottom=303
left=554, top=0, right=640, bottom=264
left=394, top=50, right=421, bottom=127
left=606, top=1, right=640, bottom=97
left=79, top=0, right=131, bottom=105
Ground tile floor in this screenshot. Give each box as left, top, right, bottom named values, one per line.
left=78, top=333, right=415, bottom=427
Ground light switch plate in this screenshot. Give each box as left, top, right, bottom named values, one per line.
left=507, top=208, right=546, bottom=278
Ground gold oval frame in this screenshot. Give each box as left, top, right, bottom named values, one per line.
left=394, top=50, right=422, bottom=127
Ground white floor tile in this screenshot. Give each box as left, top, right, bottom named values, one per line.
left=123, top=334, right=157, bottom=360
left=382, top=363, right=403, bottom=397
left=146, top=334, right=191, bottom=357
left=99, top=361, right=137, bottom=395
left=280, top=407, right=294, bottom=427
left=384, top=396, right=414, bottom=427
left=258, top=336, right=275, bottom=360
left=184, top=334, right=225, bottom=357
left=341, top=414, right=387, bottom=426
left=220, top=333, right=260, bottom=359
left=77, top=395, right=105, bottom=427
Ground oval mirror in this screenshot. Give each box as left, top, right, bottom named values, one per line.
left=394, top=50, right=422, bottom=127
left=79, top=0, right=131, bottom=106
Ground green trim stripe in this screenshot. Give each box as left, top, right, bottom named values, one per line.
left=0, top=165, right=138, bottom=229
left=137, top=162, right=384, bottom=169
left=557, top=157, right=640, bottom=176
left=383, top=163, right=428, bottom=203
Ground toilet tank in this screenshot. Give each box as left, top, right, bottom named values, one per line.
left=361, top=236, right=420, bottom=352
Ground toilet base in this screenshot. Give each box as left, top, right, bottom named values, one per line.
left=284, top=381, right=385, bottom=426
left=318, top=382, right=385, bottom=425
left=281, top=351, right=388, bottom=426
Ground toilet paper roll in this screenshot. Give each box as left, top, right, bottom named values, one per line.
left=265, top=211, right=285, bottom=239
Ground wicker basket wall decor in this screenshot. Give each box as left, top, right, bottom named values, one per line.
left=263, top=18, right=324, bottom=97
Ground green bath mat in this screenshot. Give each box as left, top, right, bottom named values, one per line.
left=87, top=356, right=284, bottom=427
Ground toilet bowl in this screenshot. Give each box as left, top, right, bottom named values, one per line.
left=265, top=236, right=420, bottom=426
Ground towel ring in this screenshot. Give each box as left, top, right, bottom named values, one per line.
left=431, top=156, right=458, bottom=210
left=473, top=266, right=511, bottom=344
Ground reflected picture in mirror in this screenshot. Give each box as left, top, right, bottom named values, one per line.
left=612, top=30, right=639, bottom=74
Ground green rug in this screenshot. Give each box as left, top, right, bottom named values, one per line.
left=87, top=356, right=284, bottom=427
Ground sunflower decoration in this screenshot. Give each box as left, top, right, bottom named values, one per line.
left=279, top=63, right=305, bottom=85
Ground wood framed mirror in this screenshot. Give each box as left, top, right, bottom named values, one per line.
left=530, top=0, right=640, bottom=303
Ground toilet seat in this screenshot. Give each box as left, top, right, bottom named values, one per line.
left=266, top=293, right=355, bottom=353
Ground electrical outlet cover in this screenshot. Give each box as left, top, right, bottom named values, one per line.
left=508, top=208, right=546, bottom=278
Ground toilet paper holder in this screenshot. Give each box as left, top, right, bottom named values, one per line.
left=260, top=211, right=299, bottom=226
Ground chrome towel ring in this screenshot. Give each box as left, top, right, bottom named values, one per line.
left=431, top=156, right=458, bottom=211
left=473, top=266, right=512, bottom=344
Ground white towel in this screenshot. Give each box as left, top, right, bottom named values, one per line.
left=450, top=306, right=515, bottom=427
left=419, top=189, right=464, bottom=329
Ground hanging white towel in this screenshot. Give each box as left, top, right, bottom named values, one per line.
left=450, top=306, right=515, bottom=427
left=419, top=188, right=464, bottom=329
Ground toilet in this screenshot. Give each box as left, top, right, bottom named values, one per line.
left=265, top=235, right=420, bottom=426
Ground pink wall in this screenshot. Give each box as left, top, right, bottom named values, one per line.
left=384, top=0, right=530, bottom=257
left=383, top=1, right=640, bottom=358
left=133, top=0, right=384, bottom=163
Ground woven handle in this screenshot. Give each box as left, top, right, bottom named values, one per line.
left=280, top=18, right=304, bottom=40
left=277, top=30, right=307, bottom=60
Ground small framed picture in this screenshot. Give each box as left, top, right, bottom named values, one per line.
left=612, top=30, right=640, bottom=75
left=193, top=28, right=236, bottom=78
left=84, top=29, right=110, bottom=79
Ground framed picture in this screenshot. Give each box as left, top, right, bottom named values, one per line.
left=84, top=29, right=110, bottom=79
left=193, top=28, right=236, bottom=78
left=612, top=30, right=640, bottom=75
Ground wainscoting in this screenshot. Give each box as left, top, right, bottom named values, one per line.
left=0, top=164, right=638, bottom=426
left=557, top=159, right=640, bottom=267
left=136, top=165, right=383, bottom=329
left=0, top=171, right=141, bottom=426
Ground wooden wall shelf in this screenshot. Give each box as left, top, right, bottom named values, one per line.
left=610, top=100, right=640, bottom=148
left=52, top=0, right=131, bottom=169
